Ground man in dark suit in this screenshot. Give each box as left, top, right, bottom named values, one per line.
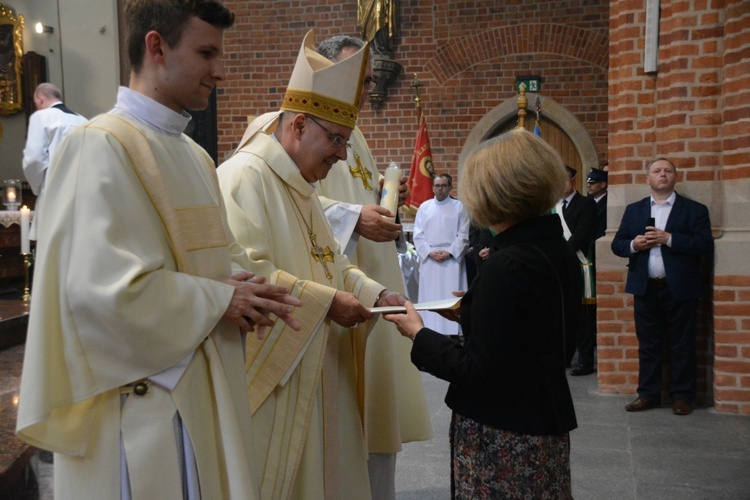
left=612, top=158, right=713, bottom=415
left=570, top=167, right=609, bottom=376
left=560, top=165, right=598, bottom=372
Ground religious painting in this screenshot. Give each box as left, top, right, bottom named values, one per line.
left=0, top=3, right=24, bottom=116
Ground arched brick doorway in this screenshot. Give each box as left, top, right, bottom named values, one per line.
left=458, top=94, right=600, bottom=194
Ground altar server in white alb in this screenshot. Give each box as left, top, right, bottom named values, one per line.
left=413, top=173, right=470, bottom=335
left=22, top=82, right=87, bottom=239
left=315, top=35, right=432, bottom=500
left=217, top=30, right=408, bottom=499
left=16, top=1, right=302, bottom=498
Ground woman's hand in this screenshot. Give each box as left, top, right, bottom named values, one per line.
left=437, top=290, right=466, bottom=323
left=384, top=301, right=424, bottom=340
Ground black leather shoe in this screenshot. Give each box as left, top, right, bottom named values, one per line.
left=625, top=397, right=656, bottom=412
left=571, top=364, right=595, bottom=376
left=672, top=401, right=693, bottom=415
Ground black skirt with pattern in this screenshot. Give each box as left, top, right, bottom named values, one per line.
left=449, top=411, right=572, bottom=499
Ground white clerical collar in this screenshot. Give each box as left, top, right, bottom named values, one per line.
left=650, top=191, right=676, bottom=206
left=111, top=86, right=192, bottom=137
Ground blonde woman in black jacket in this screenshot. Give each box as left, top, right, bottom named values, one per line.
left=385, top=129, right=580, bottom=499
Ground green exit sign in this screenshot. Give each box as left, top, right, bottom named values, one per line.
left=516, top=76, right=541, bottom=92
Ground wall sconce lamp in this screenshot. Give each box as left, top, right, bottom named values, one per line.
left=34, top=22, right=54, bottom=34
left=369, top=55, right=402, bottom=109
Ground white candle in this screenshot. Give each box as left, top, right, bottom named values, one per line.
left=7, top=188, right=16, bottom=203
left=379, top=161, right=402, bottom=222
left=20, top=205, right=30, bottom=254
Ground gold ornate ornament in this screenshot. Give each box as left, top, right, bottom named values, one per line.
left=0, top=3, right=24, bottom=116
left=348, top=149, right=373, bottom=191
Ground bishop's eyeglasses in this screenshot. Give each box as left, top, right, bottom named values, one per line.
left=306, top=115, right=350, bottom=150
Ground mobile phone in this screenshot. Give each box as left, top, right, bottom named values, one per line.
left=646, top=217, right=655, bottom=229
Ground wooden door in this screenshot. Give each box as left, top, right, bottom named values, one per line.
left=491, top=117, right=585, bottom=194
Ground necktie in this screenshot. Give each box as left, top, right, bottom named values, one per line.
left=562, top=199, right=568, bottom=212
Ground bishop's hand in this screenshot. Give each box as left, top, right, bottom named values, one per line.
left=355, top=204, right=402, bottom=242
left=328, top=290, right=372, bottom=328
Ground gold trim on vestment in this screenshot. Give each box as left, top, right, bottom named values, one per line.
left=89, top=115, right=226, bottom=275
left=244, top=272, right=333, bottom=415
left=281, top=89, right=358, bottom=129
left=244, top=270, right=335, bottom=499
left=349, top=150, right=374, bottom=192
left=175, top=205, right=228, bottom=252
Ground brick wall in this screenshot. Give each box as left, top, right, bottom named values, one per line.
left=713, top=275, right=750, bottom=413
left=219, top=0, right=610, bottom=184
left=722, top=1, right=750, bottom=177
left=716, top=1, right=750, bottom=414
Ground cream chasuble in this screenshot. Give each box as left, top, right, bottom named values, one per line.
left=317, top=127, right=432, bottom=454
left=16, top=107, right=259, bottom=499
left=217, top=128, right=384, bottom=500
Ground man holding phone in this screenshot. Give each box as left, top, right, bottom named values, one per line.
left=612, top=158, right=713, bottom=416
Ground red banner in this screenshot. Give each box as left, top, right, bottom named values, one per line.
left=404, top=114, right=435, bottom=214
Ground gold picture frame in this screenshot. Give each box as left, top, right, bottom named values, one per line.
left=0, top=3, right=24, bottom=116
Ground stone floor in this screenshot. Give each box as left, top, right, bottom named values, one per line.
left=10, top=369, right=750, bottom=499
left=395, top=371, right=750, bottom=499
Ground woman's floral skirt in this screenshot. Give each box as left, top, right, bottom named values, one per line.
left=450, top=412, right=572, bottom=499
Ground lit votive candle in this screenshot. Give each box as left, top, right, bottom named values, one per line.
left=20, top=205, right=30, bottom=254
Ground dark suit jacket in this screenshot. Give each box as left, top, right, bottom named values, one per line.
left=563, top=191, right=597, bottom=254
left=593, top=193, right=607, bottom=239
left=468, top=225, right=493, bottom=270
left=611, top=193, right=713, bottom=300
left=411, top=215, right=579, bottom=436
left=588, top=193, right=608, bottom=263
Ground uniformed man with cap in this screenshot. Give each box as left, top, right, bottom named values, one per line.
left=558, top=165, right=597, bottom=372
left=569, top=166, right=609, bottom=375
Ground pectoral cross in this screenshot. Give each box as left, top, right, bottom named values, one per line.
left=309, top=232, right=334, bottom=283
left=349, top=151, right=373, bottom=191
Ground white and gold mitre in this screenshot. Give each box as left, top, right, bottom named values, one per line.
left=281, top=30, right=369, bottom=129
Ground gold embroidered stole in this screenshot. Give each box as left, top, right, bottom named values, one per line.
left=89, top=115, right=227, bottom=275
left=245, top=273, right=331, bottom=500
left=241, top=177, right=345, bottom=498
left=283, top=186, right=344, bottom=497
